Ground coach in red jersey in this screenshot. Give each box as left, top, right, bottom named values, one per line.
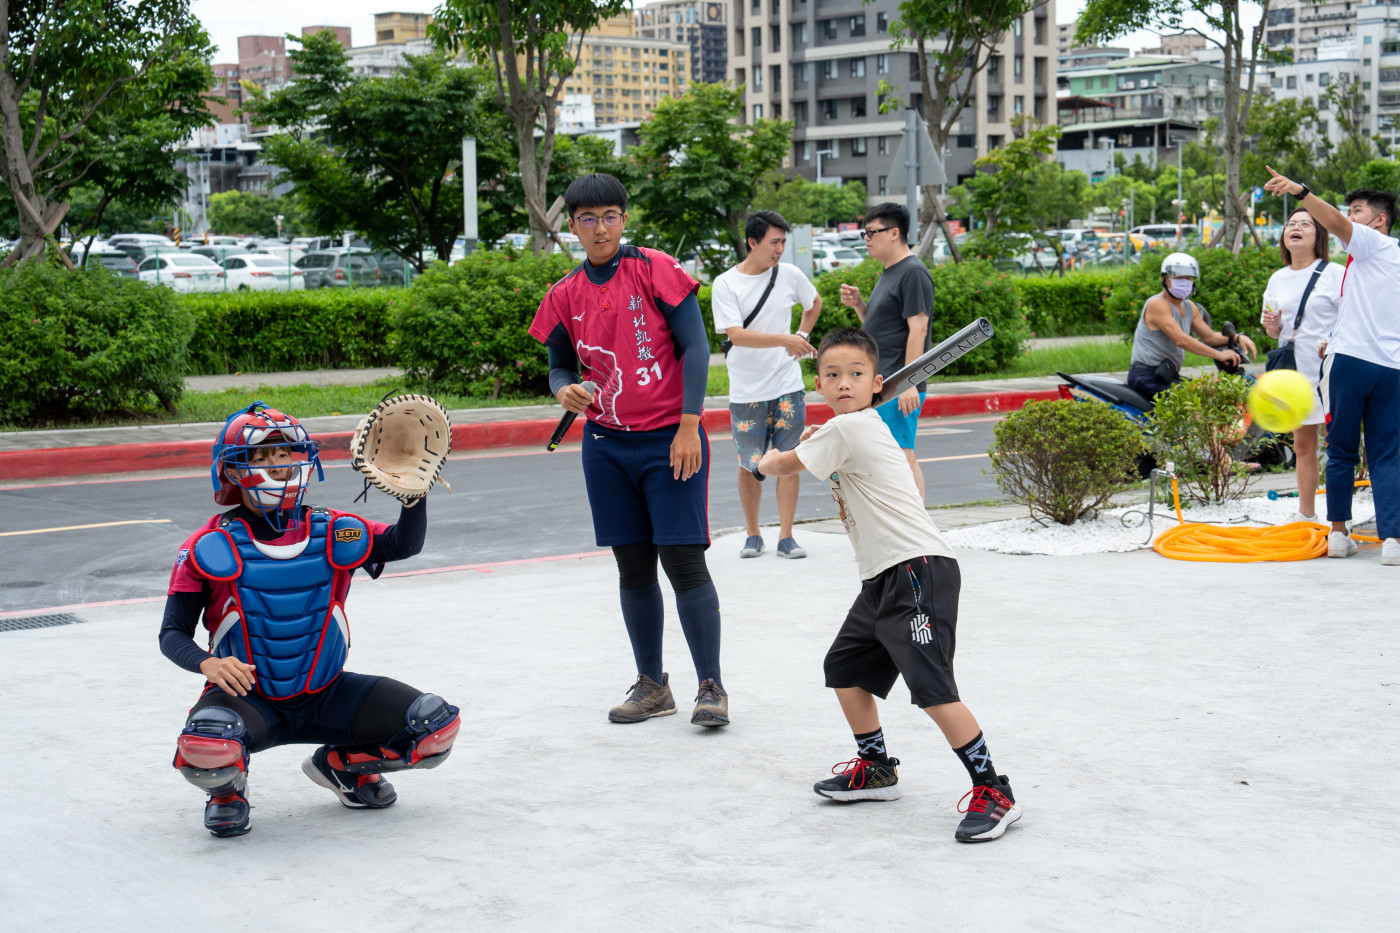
left=529, top=173, right=729, bottom=728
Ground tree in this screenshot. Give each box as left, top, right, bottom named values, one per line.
left=0, top=0, right=214, bottom=265
left=207, top=191, right=304, bottom=237
left=1241, top=94, right=1318, bottom=223
left=1078, top=0, right=1270, bottom=253
left=627, top=82, right=791, bottom=274
left=1315, top=75, right=1380, bottom=201
left=751, top=171, right=869, bottom=228
left=243, top=34, right=510, bottom=268
left=429, top=0, right=630, bottom=254
left=944, top=119, right=1061, bottom=265
left=877, top=0, right=1046, bottom=261
left=1025, top=162, right=1090, bottom=273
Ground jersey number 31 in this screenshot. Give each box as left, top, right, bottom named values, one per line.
left=635, top=362, right=664, bottom=386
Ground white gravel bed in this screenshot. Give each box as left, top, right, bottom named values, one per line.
left=946, top=487, right=1376, bottom=556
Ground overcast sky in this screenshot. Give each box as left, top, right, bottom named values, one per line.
left=191, top=0, right=1190, bottom=63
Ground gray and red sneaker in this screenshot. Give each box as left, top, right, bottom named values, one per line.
left=955, top=775, right=1021, bottom=842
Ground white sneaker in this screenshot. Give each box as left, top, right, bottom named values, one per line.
left=1289, top=512, right=1318, bottom=523
left=1383, top=538, right=1400, bottom=566
left=1328, top=532, right=1358, bottom=559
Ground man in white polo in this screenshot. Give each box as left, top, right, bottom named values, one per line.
left=712, top=211, right=822, bottom=559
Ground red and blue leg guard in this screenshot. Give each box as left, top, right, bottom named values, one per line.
left=327, top=693, right=461, bottom=776
left=173, top=706, right=251, bottom=837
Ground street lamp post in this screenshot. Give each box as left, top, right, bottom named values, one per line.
left=1168, top=133, right=1187, bottom=245
left=816, top=148, right=835, bottom=185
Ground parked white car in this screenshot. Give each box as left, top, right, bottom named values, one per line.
left=812, top=246, right=863, bottom=275
left=221, top=253, right=305, bottom=291
left=250, top=245, right=307, bottom=266
left=137, top=253, right=225, bottom=292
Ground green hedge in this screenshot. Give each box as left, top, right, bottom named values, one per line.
left=0, top=262, right=194, bottom=423
left=1013, top=270, right=1117, bottom=337
left=1102, top=247, right=1288, bottom=351
left=393, top=248, right=578, bottom=397
left=179, top=288, right=400, bottom=374
left=811, top=258, right=1029, bottom=375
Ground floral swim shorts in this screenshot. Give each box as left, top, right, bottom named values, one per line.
left=729, top=390, right=806, bottom=471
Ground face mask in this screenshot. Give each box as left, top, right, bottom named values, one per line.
left=1167, top=278, right=1194, bottom=299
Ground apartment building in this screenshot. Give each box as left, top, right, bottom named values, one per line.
left=732, top=0, right=1055, bottom=201
left=237, top=35, right=289, bottom=92
left=557, top=15, right=690, bottom=125
left=303, top=25, right=353, bottom=49
left=636, top=0, right=729, bottom=83
left=375, top=11, right=431, bottom=45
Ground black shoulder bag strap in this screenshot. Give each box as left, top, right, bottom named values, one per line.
left=1291, top=259, right=1328, bottom=333
left=721, top=264, right=781, bottom=356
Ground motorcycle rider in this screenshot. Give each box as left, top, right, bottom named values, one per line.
left=1126, top=253, right=1258, bottom=401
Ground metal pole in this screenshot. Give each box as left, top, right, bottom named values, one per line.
left=462, top=137, right=478, bottom=255
left=1177, top=139, right=1183, bottom=245
left=905, top=108, right=919, bottom=247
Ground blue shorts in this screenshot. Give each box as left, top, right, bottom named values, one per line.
left=875, top=390, right=926, bottom=449
left=730, top=391, right=805, bottom=471
left=581, top=420, right=711, bottom=547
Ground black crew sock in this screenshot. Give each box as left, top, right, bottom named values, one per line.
left=618, top=583, right=665, bottom=684
left=854, top=728, right=889, bottom=763
left=953, top=732, right=997, bottom=785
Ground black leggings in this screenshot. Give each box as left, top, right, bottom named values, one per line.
left=190, top=673, right=421, bottom=752
left=613, top=541, right=711, bottom=592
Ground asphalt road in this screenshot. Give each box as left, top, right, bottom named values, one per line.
left=0, top=415, right=1003, bottom=615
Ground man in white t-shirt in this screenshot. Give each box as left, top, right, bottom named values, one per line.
left=756, top=327, right=1022, bottom=843
left=1265, top=168, right=1400, bottom=566
left=712, top=211, right=822, bottom=559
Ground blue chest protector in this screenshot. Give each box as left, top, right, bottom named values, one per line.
left=189, top=509, right=373, bottom=699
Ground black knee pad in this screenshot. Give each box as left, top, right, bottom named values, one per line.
left=330, top=693, right=461, bottom=775
left=173, top=706, right=248, bottom=795
left=614, top=541, right=659, bottom=590
left=658, top=544, right=712, bottom=592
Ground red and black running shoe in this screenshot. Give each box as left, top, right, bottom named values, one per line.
left=955, top=775, right=1021, bottom=842
left=813, top=757, right=902, bottom=802
left=302, top=746, right=398, bottom=809
left=204, top=790, right=251, bottom=838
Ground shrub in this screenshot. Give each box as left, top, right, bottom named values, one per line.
left=988, top=399, right=1146, bottom=525
left=180, top=288, right=400, bottom=374
left=813, top=257, right=1029, bottom=375
left=1013, top=270, right=1117, bottom=336
left=394, top=247, right=578, bottom=397
left=0, top=262, right=195, bottom=423
left=1149, top=372, right=1260, bottom=504
left=1101, top=246, right=1283, bottom=352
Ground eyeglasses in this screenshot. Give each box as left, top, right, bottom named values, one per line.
left=574, top=212, right=624, bottom=228
left=860, top=226, right=897, bottom=240
left=1283, top=219, right=1314, bottom=229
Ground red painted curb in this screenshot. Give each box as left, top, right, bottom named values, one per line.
left=0, top=390, right=1059, bottom=481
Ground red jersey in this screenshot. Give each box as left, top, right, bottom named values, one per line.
left=528, top=245, right=700, bottom=432
left=168, top=509, right=391, bottom=642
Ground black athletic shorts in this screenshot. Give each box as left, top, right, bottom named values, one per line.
left=188, top=671, right=423, bottom=753
left=823, top=555, right=961, bottom=708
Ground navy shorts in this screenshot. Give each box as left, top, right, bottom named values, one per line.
left=581, top=420, right=711, bottom=547
left=875, top=390, right=926, bottom=449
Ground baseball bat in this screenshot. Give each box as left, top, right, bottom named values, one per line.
left=546, top=380, right=597, bottom=451
left=871, top=318, right=996, bottom=407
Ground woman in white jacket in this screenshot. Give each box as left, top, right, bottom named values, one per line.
left=1260, top=207, right=1344, bottom=522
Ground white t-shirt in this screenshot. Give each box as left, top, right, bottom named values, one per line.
left=794, top=408, right=954, bottom=580
left=1260, top=260, right=1343, bottom=386
left=1329, top=221, right=1400, bottom=369
left=711, top=262, right=819, bottom=403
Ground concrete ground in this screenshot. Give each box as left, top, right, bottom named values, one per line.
left=1, top=526, right=1395, bottom=930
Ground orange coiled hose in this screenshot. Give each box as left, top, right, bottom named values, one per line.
left=1152, top=477, right=1361, bottom=562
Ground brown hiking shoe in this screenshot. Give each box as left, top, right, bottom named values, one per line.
left=690, top=679, right=729, bottom=727
left=608, top=673, right=677, bottom=723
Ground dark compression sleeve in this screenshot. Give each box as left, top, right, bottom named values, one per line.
left=657, top=291, right=709, bottom=416
left=545, top=322, right=580, bottom=397
left=368, top=497, right=428, bottom=564
left=159, top=589, right=213, bottom=674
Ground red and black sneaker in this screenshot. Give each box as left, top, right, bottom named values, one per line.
left=955, top=774, right=1021, bottom=842
left=204, top=790, right=251, bottom=837
left=813, top=757, right=901, bottom=802
left=302, top=746, right=398, bottom=809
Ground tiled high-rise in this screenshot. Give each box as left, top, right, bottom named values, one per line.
left=636, top=0, right=730, bottom=84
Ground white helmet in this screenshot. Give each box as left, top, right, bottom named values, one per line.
left=1161, top=252, right=1200, bottom=278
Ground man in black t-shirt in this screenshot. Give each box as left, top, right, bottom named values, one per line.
left=839, top=202, right=934, bottom=501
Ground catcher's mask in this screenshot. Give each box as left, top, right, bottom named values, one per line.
left=212, top=401, right=324, bottom=530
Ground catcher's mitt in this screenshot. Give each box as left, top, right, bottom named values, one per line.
left=350, top=394, right=453, bottom=503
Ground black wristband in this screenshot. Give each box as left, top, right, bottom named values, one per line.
left=1296, top=183, right=1311, bottom=200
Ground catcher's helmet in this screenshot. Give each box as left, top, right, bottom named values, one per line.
left=211, top=401, right=323, bottom=526
left=1160, top=252, right=1200, bottom=279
